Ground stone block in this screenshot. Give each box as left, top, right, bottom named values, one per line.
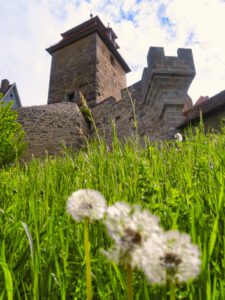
left=147, top=47, right=165, bottom=69
left=177, top=48, right=195, bottom=72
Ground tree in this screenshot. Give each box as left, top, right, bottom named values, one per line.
left=0, top=93, right=26, bottom=167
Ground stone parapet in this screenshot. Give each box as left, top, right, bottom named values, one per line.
left=143, top=47, right=195, bottom=102
left=139, top=47, right=196, bottom=137
left=147, top=47, right=195, bottom=76
left=17, top=103, right=89, bottom=160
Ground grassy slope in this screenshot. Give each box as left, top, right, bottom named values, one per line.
left=0, top=129, right=225, bottom=299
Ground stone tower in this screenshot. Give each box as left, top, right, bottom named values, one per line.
left=46, top=16, right=130, bottom=107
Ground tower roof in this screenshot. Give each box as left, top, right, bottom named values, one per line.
left=46, top=16, right=130, bottom=73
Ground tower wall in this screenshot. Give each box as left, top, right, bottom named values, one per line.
left=139, top=47, right=196, bottom=138
left=96, top=34, right=127, bottom=102
left=47, top=32, right=127, bottom=107
left=47, top=34, right=97, bottom=106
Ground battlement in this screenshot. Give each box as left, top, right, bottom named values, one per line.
left=141, top=47, right=196, bottom=103
left=147, top=47, right=195, bottom=75
left=136, top=47, right=196, bottom=138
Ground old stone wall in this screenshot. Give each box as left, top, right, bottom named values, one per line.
left=47, top=34, right=97, bottom=106
left=47, top=33, right=127, bottom=108
left=139, top=47, right=195, bottom=138
left=17, top=103, right=89, bottom=160
left=91, top=86, right=139, bottom=144
left=96, top=34, right=127, bottom=103
left=187, top=110, right=225, bottom=133
left=91, top=47, right=196, bottom=142
left=203, top=111, right=225, bottom=132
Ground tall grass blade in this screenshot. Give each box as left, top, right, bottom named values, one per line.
left=0, top=262, right=13, bottom=300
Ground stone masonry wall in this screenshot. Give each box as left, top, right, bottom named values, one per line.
left=185, top=110, right=225, bottom=133
left=96, top=33, right=127, bottom=103
left=139, top=47, right=195, bottom=138
left=47, top=34, right=97, bottom=106
left=91, top=86, right=139, bottom=144
left=91, top=83, right=163, bottom=143
left=91, top=47, right=196, bottom=142
left=202, top=110, right=225, bottom=132
left=47, top=33, right=127, bottom=108
left=17, top=103, right=89, bottom=160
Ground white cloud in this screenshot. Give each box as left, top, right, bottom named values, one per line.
left=0, top=0, right=225, bottom=106
left=163, top=0, right=225, bottom=99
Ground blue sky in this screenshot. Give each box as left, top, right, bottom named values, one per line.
left=0, top=0, right=225, bottom=106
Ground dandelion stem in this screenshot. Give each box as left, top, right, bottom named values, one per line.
left=127, top=263, right=133, bottom=300
left=169, top=279, right=176, bottom=300
left=84, top=218, right=92, bottom=300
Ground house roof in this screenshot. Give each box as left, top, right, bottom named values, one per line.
left=46, top=16, right=131, bottom=73
left=0, top=79, right=22, bottom=107
left=182, top=94, right=193, bottom=116
left=178, top=89, right=225, bottom=128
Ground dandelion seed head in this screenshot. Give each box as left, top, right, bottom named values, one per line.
left=66, top=189, right=106, bottom=222
left=141, top=230, right=201, bottom=284
left=105, top=202, right=161, bottom=245
left=175, top=133, right=183, bottom=142
left=103, top=202, right=162, bottom=267
left=160, top=252, right=182, bottom=268
left=121, top=227, right=143, bottom=246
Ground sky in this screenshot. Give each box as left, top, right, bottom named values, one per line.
left=0, top=0, right=225, bottom=107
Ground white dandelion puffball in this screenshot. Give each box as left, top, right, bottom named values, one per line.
left=103, top=202, right=163, bottom=266
left=67, top=189, right=107, bottom=222
left=141, top=230, right=201, bottom=284
left=174, top=133, right=183, bottom=142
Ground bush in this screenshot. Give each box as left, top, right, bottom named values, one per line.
left=0, top=94, right=26, bottom=167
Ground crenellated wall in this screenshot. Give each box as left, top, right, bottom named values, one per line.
left=91, top=47, right=195, bottom=143
left=140, top=47, right=195, bottom=138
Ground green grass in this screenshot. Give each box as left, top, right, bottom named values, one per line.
left=0, top=128, right=225, bottom=299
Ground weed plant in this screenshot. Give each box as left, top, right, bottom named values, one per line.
left=0, top=127, right=225, bottom=299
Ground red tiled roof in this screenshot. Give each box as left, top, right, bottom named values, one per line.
left=183, top=94, right=193, bottom=117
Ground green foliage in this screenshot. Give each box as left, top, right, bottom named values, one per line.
left=79, top=92, right=100, bottom=141
left=0, top=129, right=225, bottom=299
left=0, top=98, right=26, bottom=167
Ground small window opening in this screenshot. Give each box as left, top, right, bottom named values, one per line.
left=110, top=55, right=115, bottom=66
left=67, top=92, right=75, bottom=102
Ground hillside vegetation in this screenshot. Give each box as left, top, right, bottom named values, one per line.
left=0, top=128, right=225, bottom=299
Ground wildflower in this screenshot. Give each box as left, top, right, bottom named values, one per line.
left=66, top=189, right=107, bottom=300
left=67, top=189, right=106, bottom=222
left=174, top=133, right=183, bottom=142
left=103, top=202, right=162, bottom=267
left=140, top=230, right=201, bottom=284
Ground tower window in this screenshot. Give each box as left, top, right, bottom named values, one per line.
left=110, top=55, right=115, bottom=66
left=67, top=92, right=75, bottom=102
